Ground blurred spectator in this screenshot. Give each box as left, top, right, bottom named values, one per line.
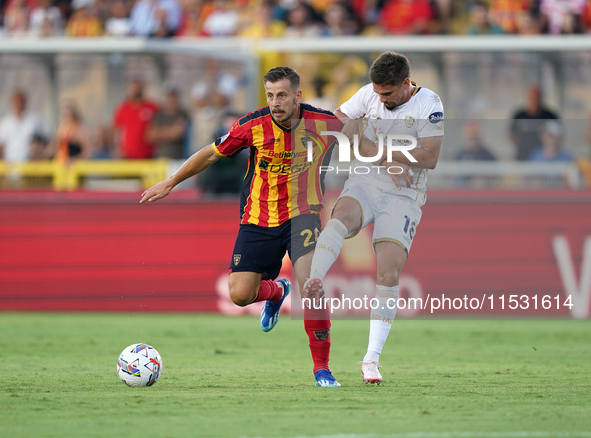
left=104, top=0, right=130, bottom=36
left=190, top=60, right=238, bottom=148
left=2, top=0, right=587, bottom=37
left=92, top=124, right=113, bottom=159
left=321, top=3, right=358, bottom=36
left=191, top=90, right=228, bottom=149
left=509, top=85, right=559, bottom=161
left=540, top=0, right=587, bottom=34
left=56, top=0, right=71, bottom=24
left=3, top=0, right=30, bottom=35
left=112, top=79, right=159, bottom=159
left=202, top=0, right=240, bottom=36
left=528, top=121, right=572, bottom=162
left=586, top=111, right=591, bottom=155
left=49, top=101, right=93, bottom=161
left=514, top=8, right=541, bottom=34
left=379, top=0, right=434, bottom=35
left=307, top=0, right=331, bottom=14
left=0, top=91, right=46, bottom=163
left=30, top=133, right=50, bottom=160
left=284, top=3, right=322, bottom=37
left=339, top=0, right=382, bottom=28
left=199, top=111, right=248, bottom=195
left=93, top=0, right=112, bottom=26
left=239, top=0, right=286, bottom=38
left=489, top=0, right=530, bottom=34
left=176, top=0, right=215, bottom=36
left=584, top=2, right=591, bottom=30
left=466, top=1, right=505, bottom=34
left=431, top=0, right=453, bottom=34
left=128, top=0, right=182, bottom=37
left=191, top=60, right=239, bottom=108
left=65, top=0, right=103, bottom=37
left=306, top=76, right=336, bottom=112
left=29, top=0, right=64, bottom=37
left=558, top=11, right=587, bottom=33
left=147, top=86, right=190, bottom=159
left=455, top=120, right=496, bottom=161
left=324, top=55, right=368, bottom=105
left=350, top=0, right=381, bottom=29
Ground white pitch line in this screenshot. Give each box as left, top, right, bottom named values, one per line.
left=241, top=432, right=591, bottom=438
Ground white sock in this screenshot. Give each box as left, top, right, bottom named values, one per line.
left=364, top=285, right=399, bottom=363
left=309, top=219, right=348, bottom=280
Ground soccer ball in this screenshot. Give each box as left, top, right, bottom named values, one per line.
left=117, top=343, right=163, bottom=387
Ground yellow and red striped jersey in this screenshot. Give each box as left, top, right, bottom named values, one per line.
left=212, top=104, right=342, bottom=227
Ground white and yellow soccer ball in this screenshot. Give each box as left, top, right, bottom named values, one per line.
left=117, top=343, right=163, bottom=387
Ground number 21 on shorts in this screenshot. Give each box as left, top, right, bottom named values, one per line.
left=301, top=228, right=320, bottom=247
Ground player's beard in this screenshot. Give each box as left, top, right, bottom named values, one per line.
left=384, top=102, right=397, bottom=111
left=272, top=110, right=289, bottom=122
left=271, top=101, right=297, bottom=124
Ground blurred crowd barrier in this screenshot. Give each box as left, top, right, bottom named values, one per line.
left=0, top=158, right=168, bottom=189
left=2, top=158, right=590, bottom=190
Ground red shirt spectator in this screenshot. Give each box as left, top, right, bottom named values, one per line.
left=379, top=0, right=434, bottom=35
left=4, top=0, right=31, bottom=35
left=113, top=80, right=159, bottom=159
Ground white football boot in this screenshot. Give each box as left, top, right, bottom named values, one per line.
left=358, top=361, right=382, bottom=385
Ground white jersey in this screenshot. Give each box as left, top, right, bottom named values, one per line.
left=339, top=82, right=444, bottom=207
left=0, top=111, right=45, bottom=163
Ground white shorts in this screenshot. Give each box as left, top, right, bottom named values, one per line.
left=337, top=179, right=423, bottom=255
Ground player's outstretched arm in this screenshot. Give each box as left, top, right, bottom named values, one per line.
left=140, top=145, right=221, bottom=203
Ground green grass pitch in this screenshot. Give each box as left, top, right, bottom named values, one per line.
left=1, top=313, right=590, bottom=438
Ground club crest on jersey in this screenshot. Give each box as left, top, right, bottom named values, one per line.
left=233, top=254, right=241, bottom=265
left=405, top=116, right=415, bottom=128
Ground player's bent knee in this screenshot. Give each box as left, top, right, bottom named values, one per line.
left=228, top=285, right=256, bottom=307
left=331, top=212, right=360, bottom=237
left=332, top=201, right=362, bottom=233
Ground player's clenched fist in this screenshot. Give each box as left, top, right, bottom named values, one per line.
left=140, top=180, right=173, bottom=203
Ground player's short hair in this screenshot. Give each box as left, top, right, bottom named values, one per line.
left=264, top=67, right=301, bottom=91
left=369, top=52, right=411, bottom=87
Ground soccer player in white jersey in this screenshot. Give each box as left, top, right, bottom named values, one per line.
left=304, top=52, right=444, bottom=384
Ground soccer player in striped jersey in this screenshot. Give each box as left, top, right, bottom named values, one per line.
left=140, top=67, right=342, bottom=387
